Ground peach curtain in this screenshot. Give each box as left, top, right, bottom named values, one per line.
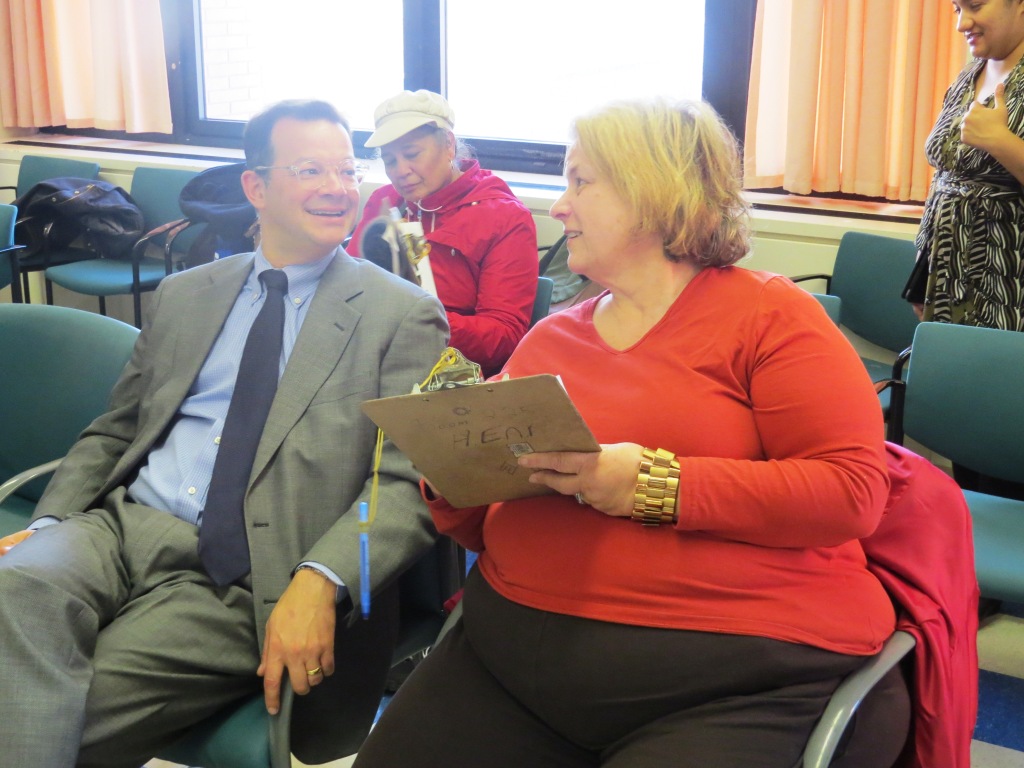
left=0, top=0, right=172, bottom=134
left=744, top=0, right=966, bottom=201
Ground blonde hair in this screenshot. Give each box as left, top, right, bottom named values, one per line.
left=571, top=99, right=750, bottom=267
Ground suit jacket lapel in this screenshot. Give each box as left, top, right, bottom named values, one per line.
left=251, top=253, right=364, bottom=478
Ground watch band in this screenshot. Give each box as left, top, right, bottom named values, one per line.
left=632, top=447, right=680, bottom=526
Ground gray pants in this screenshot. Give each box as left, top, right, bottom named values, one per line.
left=0, top=492, right=262, bottom=768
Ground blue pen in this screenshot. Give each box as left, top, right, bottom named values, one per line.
left=359, top=501, right=371, bottom=619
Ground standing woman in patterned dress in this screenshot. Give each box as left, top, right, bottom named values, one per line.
left=905, top=0, right=1024, bottom=496
left=907, top=0, right=1024, bottom=329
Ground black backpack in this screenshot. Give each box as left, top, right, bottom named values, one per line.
left=14, top=177, right=144, bottom=258
left=178, top=162, right=257, bottom=264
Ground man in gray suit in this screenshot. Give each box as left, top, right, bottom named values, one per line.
left=0, top=100, right=448, bottom=767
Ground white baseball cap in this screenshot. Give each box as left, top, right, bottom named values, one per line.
left=364, top=90, right=455, bottom=148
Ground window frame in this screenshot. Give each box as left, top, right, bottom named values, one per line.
left=43, top=0, right=757, bottom=176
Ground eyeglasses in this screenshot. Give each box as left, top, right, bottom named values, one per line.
left=253, top=159, right=369, bottom=190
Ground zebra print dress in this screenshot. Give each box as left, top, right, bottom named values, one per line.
left=916, top=55, right=1024, bottom=331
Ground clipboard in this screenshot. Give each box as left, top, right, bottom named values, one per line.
left=361, top=374, right=599, bottom=507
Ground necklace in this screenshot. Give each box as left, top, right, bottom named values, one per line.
left=412, top=199, right=443, bottom=223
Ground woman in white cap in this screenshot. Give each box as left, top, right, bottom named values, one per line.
left=349, top=90, right=538, bottom=376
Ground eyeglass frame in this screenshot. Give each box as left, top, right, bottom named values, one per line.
left=252, top=159, right=370, bottom=189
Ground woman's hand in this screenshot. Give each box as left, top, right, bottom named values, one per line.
left=518, top=442, right=644, bottom=518
left=961, top=83, right=1011, bottom=153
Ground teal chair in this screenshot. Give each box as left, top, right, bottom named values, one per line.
left=0, top=304, right=138, bottom=535
left=794, top=232, right=920, bottom=414
left=0, top=154, right=102, bottom=303
left=885, top=322, right=1024, bottom=602
left=0, top=204, right=24, bottom=296
left=531, top=276, right=554, bottom=327
left=44, top=166, right=201, bottom=327
left=810, top=292, right=841, bottom=325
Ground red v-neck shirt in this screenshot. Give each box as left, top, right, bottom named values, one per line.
left=428, top=267, right=895, bottom=656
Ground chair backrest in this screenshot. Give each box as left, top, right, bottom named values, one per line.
left=811, top=292, right=841, bottom=325
left=0, top=203, right=15, bottom=290
left=831, top=232, right=919, bottom=352
left=16, top=154, right=101, bottom=196
left=0, top=203, right=14, bottom=247
left=0, top=304, right=139, bottom=508
left=130, top=166, right=201, bottom=229
left=902, top=321, right=1024, bottom=484
left=128, top=166, right=204, bottom=261
left=531, top=276, right=555, bottom=327
left=540, top=234, right=590, bottom=304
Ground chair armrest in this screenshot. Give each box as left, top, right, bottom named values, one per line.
left=434, top=598, right=463, bottom=646
left=0, top=458, right=62, bottom=506
left=12, top=214, right=63, bottom=256
left=881, top=346, right=913, bottom=444
left=269, top=677, right=294, bottom=768
left=130, top=217, right=191, bottom=260
left=165, top=218, right=197, bottom=251
left=791, top=273, right=832, bottom=290
left=164, top=218, right=201, bottom=271
left=802, top=630, right=916, bottom=768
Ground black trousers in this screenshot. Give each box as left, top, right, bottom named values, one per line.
left=355, top=569, right=910, bottom=768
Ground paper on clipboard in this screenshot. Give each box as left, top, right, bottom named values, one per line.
left=360, top=374, right=599, bottom=508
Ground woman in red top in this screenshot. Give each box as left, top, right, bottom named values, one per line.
left=354, top=99, right=910, bottom=767
left=349, top=90, right=538, bottom=376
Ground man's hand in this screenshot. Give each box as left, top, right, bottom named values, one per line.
left=518, top=442, right=643, bottom=518
left=0, top=529, right=34, bottom=556
left=258, top=568, right=337, bottom=715
left=961, top=83, right=1011, bottom=153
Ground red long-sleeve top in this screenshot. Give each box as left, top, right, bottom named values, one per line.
left=349, top=160, right=538, bottom=375
left=428, top=267, right=896, bottom=656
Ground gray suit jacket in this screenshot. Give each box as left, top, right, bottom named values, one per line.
left=35, top=248, right=448, bottom=633
left=32, top=249, right=449, bottom=756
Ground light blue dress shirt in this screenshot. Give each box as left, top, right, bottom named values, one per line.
left=128, top=249, right=333, bottom=520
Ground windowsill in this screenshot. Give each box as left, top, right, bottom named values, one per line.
left=745, top=190, right=923, bottom=225
left=2, top=133, right=923, bottom=226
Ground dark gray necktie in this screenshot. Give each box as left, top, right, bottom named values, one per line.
left=199, top=269, right=288, bottom=586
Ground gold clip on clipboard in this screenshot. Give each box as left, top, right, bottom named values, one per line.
left=361, top=374, right=599, bottom=508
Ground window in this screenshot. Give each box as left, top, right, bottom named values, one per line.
left=444, top=0, right=705, bottom=145
left=195, top=1, right=404, bottom=126
left=75, top=0, right=756, bottom=176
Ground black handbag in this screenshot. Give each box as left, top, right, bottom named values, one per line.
left=178, top=162, right=256, bottom=263
left=901, top=253, right=929, bottom=304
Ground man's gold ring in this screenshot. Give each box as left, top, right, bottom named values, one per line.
left=306, top=666, right=322, bottom=676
